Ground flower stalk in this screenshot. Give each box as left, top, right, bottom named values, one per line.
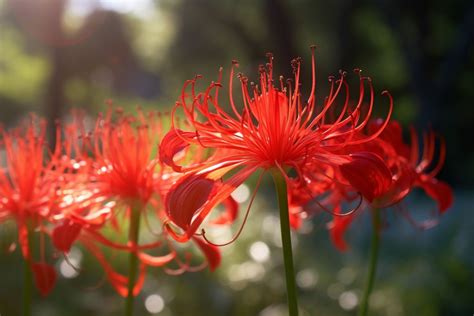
left=22, top=222, right=33, bottom=316
left=271, top=169, right=299, bottom=316
left=358, top=208, right=381, bottom=316
left=125, top=202, right=142, bottom=316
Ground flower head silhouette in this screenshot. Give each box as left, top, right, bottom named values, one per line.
left=161, top=48, right=394, bottom=242
left=50, top=109, right=221, bottom=299
left=327, top=120, right=453, bottom=251
left=0, top=117, right=64, bottom=296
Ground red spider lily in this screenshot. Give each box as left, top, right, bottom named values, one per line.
left=161, top=48, right=394, bottom=243
left=328, top=120, right=453, bottom=251
left=51, top=109, right=171, bottom=240
left=89, top=109, right=164, bottom=203
left=0, top=117, right=66, bottom=296
left=49, top=109, right=221, bottom=297
left=373, top=120, right=453, bottom=212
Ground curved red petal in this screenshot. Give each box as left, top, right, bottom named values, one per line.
left=159, top=129, right=195, bottom=172
left=192, top=236, right=221, bottom=271
left=18, top=221, right=30, bottom=259
left=373, top=163, right=416, bottom=208
left=138, top=251, right=176, bottom=267
left=289, top=206, right=303, bottom=230
left=209, top=196, right=239, bottom=225
left=69, top=207, right=111, bottom=227
left=369, top=119, right=410, bottom=158
left=107, top=263, right=146, bottom=297
left=340, top=152, right=392, bottom=202
left=165, top=164, right=255, bottom=241
left=166, top=173, right=215, bottom=229
left=81, top=239, right=146, bottom=297
left=31, top=262, right=57, bottom=297
left=417, top=176, right=454, bottom=213
left=84, top=229, right=163, bottom=251
left=327, top=207, right=355, bottom=252
left=132, top=264, right=147, bottom=296
left=52, top=221, right=82, bottom=253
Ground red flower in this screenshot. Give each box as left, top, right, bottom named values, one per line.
left=91, top=109, right=165, bottom=203
left=31, top=263, right=57, bottom=297
left=372, top=120, right=453, bottom=213
left=52, top=109, right=168, bottom=238
left=50, top=109, right=221, bottom=296
left=161, top=49, right=393, bottom=242
left=0, top=117, right=64, bottom=296
left=327, top=120, right=453, bottom=251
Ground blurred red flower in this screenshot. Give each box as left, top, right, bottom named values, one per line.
left=328, top=120, right=453, bottom=251
left=0, top=117, right=65, bottom=296
left=50, top=109, right=220, bottom=297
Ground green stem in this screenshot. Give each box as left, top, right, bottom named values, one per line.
left=22, top=254, right=32, bottom=316
left=22, top=222, right=33, bottom=316
left=271, top=170, right=299, bottom=316
left=358, top=208, right=381, bottom=316
left=125, top=202, right=142, bottom=316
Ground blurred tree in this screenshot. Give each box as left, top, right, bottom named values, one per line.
left=4, top=0, right=162, bottom=143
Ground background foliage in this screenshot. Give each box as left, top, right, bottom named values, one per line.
left=0, top=0, right=473, bottom=315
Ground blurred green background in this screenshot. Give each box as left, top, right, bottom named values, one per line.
left=0, top=0, right=473, bottom=315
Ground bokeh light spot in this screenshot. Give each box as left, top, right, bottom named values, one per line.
left=296, top=269, right=318, bottom=289
left=249, top=241, right=270, bottom=263
left=145, top=294, right=165, bottom=314
left=339, top=291, right=358, bottom=310
left=231, top=184, right=250, bottom=203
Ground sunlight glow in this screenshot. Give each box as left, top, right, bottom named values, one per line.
left=100, top=0, right=156, bottom=17
left=67, top=0, right=156, bottom=18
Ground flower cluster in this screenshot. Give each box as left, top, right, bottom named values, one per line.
left=160, top=48, right=453, bottom=246
left=1, top=110, right=221, bottom=298
left=0, top=117, right=63, bottom=296
left=327, top=119, right=453, bottom=250
left=0, top=49, right=453, bottom=312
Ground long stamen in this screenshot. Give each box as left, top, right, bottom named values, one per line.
left=229, top=60, right=242, bottom=119
left=305, top=185, right=363, bottom=217
left=395, top=203, right=439, bottom=230
left=307, top=45, right=317, bottom=110
left=428, top=136, right=446, bottom=177
left=200, top=171, right=264, bottom=246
